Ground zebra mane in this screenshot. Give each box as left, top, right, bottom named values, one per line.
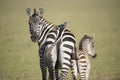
left=78, top=34, right=90, bottom=50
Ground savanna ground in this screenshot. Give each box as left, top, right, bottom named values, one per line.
left=0, top=0, right=120, bottom=80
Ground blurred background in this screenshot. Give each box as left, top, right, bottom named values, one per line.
left=0, top=0, right=120, bottom=80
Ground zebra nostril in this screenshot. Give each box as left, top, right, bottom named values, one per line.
left=31, top=36, right=36, bottom=42
left=92, top=54, right=97, bottom=58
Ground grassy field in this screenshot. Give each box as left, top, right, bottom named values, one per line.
left=0, top=0, right=120, bottom=80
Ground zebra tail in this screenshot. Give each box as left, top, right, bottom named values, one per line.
left=71, top=45, right=80, bottom=80
left=74, top=46, right=80, bottom=74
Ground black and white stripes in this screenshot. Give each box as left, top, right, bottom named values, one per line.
left=44, top=23, right=77, bottom=80
left=26, top=8, right=57, bottom=80
left=26, top=8, right=77, bottom=80
left=71, top=34, right=97, bottom=80
left=26, top=8, right=97, bottom=80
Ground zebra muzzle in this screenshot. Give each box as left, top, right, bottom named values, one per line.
left=31, top=36, right=37, bottom=42
left=92, top=53, right=97, bottom=58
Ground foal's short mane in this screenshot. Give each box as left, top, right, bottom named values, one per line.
left=78, top=35, right=90, bottom=50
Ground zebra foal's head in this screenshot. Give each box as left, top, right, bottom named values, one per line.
left=26, top=8, right=44, bottom=42
left=79, top=34, right=97, bottom=58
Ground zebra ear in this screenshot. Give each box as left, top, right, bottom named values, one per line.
left=38, top=8, right=44, bottom=17
left=33, top=8, right=37, bottom=14
left=84, top=34, right=88, bottom=39
left=91, top=34, right=94, bottom=40
left=26, top=8, right=32, bottom=16
left=84, top=33, right=88, bottom=39
left=92, top=34, right=95, bottom=40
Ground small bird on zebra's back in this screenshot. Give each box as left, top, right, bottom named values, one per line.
left=58, top=21, right=68, bottom=28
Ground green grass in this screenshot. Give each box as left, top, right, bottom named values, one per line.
left=0, top=0, right=120, bottom=80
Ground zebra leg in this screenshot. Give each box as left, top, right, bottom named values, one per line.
left=55, top=69, right=59, bottom=80
left=71, top=46, right=78, bottom=80
left=86, top=59, right=90, bottom=80
left=79, top=59, right=86, bottom=80
left=58, top=62, right=70, bottom=80
left=71, top=60, right=78, bottom=80
left=55, top=61, right=59, bottom=80
left=45, top=44, right=57, bottom=80
left=39, top=47, right=47, bottom=80
left=58, top=42, right=76, bottom=80
left=58, top=51, right=71, bottom=80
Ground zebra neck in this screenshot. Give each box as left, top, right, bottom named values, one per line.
left=37, top=22, right=56, bottom=47
left=79, top=47, right=88, bottom=55
left=78, top=50, right=84, bottom=54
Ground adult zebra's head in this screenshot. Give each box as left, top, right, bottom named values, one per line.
left=79, top=34, right=97, bottom=58
left=26, top=8, right=44, bottom=42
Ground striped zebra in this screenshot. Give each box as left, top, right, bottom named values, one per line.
left=26, top=8, right=77, bottom=80
left=44, top=26, right=77, bottom=80
left=71, top=34, right=97, bottom=80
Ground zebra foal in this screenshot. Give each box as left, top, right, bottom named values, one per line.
left=71, top=34, right=97, bottom=80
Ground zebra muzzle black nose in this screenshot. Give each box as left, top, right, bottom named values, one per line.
left=31, top=36, right=36, bottom=42
left=92, top=53, right=97, bottom=58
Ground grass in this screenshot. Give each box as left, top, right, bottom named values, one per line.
left=0, top=0, right=120, bottom=80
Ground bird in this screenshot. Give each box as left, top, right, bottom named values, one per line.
left=58, top=21, right=68, bottom=28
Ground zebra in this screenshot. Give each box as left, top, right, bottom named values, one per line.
left=44, top=26, right=78, bottom=80
left=26, top=8, right=77, bottom=80
left=71, top=34, right=97, bottom=80
left=26, top=8, right=55, bottom=80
